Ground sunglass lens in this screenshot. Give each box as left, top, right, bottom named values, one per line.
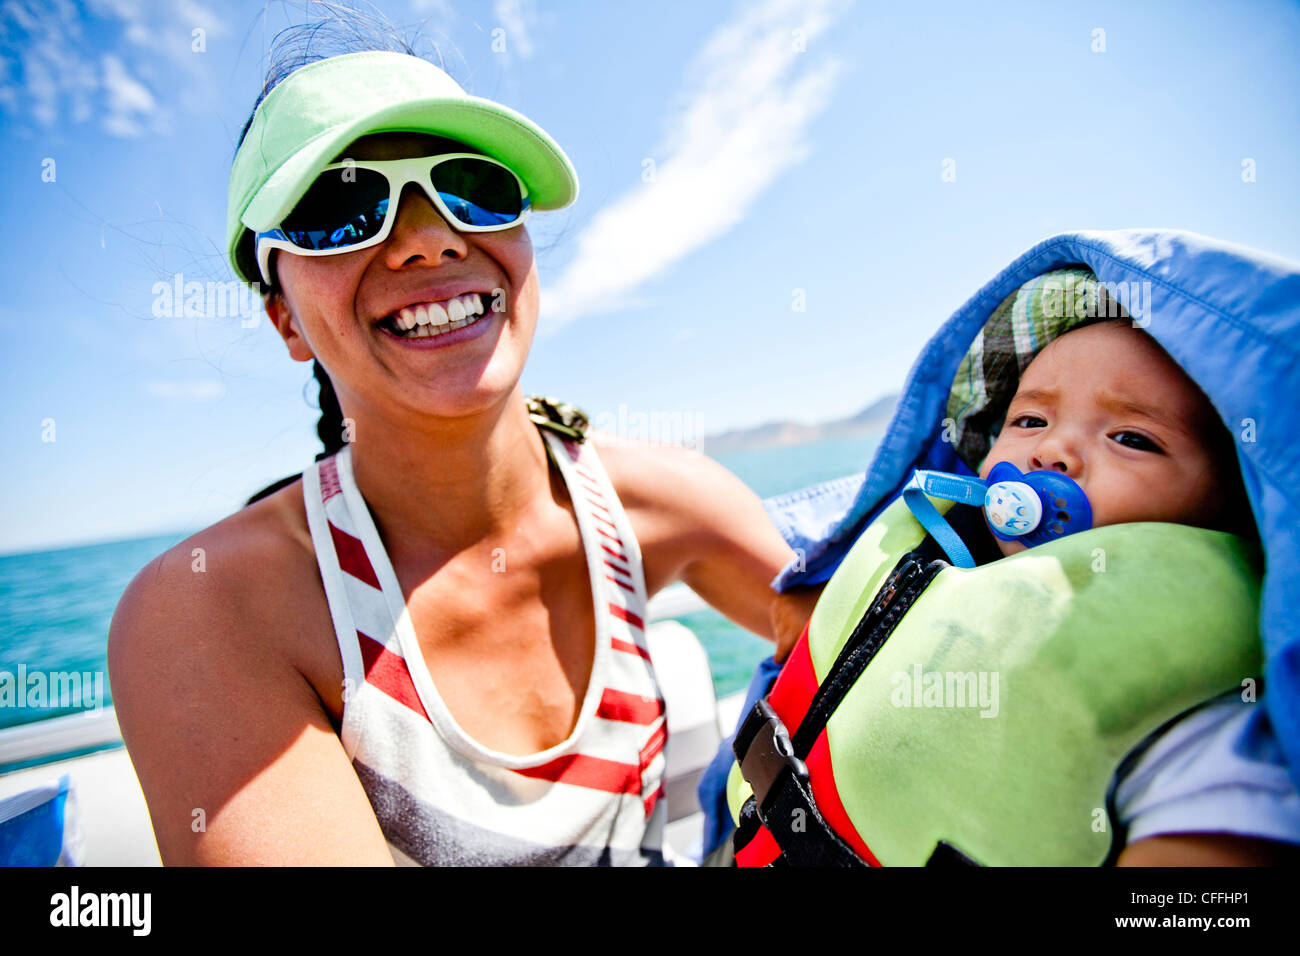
left=282, top=167, right=390, bottom=250
left=431, top=158, right=525, bottom=227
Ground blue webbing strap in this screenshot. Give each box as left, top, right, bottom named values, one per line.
left=901, top=470, right=988, bottom=570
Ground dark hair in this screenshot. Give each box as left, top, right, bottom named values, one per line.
left=242, top=3, right=448, bottom=507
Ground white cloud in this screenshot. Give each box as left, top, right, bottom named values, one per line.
left=538, top=0, right=848, bottom=330
left=144, top=379, right=226, bottom=402
left=493, top=0, right=536, bottom=59
left=101, top=53, right=155, bottom=137
left=23, top=52, right=57, bottom=126
left=0, top=0, right=227, bottom=137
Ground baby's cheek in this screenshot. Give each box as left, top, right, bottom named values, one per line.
left=980, top=437, right=1025, bottom=480
left=977, top=445, right=1002, bottom=480
left=1082, top=486, right=1171, bottom=532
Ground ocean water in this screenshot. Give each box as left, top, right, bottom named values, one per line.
left=0, top=433, right=880, bottom=731
left=0, top=534, right=180, bottom=731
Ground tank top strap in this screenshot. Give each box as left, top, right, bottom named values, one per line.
left=538, top=430, right=667, bottom=819
left=539, top=430, right=651, bottom=646
left=301, top=446, right=423, bottom=759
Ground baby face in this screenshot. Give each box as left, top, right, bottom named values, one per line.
left=979, top=321, right=1234, bottom=557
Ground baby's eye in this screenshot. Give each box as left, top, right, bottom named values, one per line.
left=1111, top=431, right=1163, bottom=453
left=1009, top=414, right=1046, bottom=429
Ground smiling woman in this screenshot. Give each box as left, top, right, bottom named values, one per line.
left=104, top=15, right=816, bottom=867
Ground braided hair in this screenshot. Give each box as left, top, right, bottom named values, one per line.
left=312, top=359, right=348, bottom=461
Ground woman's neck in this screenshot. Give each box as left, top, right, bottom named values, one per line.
left=343, top=387, right=553, bottom=560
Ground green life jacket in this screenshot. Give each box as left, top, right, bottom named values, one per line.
left=727, top=495, right=1263, bottom=866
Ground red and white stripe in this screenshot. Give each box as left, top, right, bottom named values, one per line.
left=302, top=431, right=667, bottom=864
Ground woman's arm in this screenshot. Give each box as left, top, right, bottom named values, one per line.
left=1118, top=833, right=1300, bottom=865
left=596, top=436, right=821, bottom=661
left=107, top=538, right=395, bottom=866
left=1112, top=695, right=1300, bottom=866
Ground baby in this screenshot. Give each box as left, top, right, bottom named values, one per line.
left=723, top=313, right=1299, bottom=867
left=969, top=318, right=1293, bottom=864
left=976, top=317, right=1254, bottom=556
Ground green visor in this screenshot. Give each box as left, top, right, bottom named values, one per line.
left=227, top=51, right=579, bottom=285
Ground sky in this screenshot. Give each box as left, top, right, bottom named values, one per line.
left=1, top=0, right=1298, bottom=554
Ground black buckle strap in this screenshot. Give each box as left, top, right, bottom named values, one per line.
left=761, top=770, right=868, bottom=867
left=732, top=698, right=866, bottom=867
left=732, top=542, right=949, bottom=867
left=735, top=698, right=808, bottom=813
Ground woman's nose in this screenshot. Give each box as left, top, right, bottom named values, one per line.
left=381, top=182, right=470, bottom=268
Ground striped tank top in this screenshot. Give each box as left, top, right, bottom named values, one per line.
left=301, top=428, right=668, bottom=866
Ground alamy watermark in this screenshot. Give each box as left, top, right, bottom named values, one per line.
left=1041, top=277, right=1153, bottom=328
left=152, top=273, right=264, bottom=327
left=0, top=665, right=105, bottom=714
left=589, top=404, right=706, bottom=452
left=50, top=886, right=150, bottom=936
left=890, top=665, right=1000, bottom=718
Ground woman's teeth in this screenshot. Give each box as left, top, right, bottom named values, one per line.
left=388, top=293, right=487, bottom=338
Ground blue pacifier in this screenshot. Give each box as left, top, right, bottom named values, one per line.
left=902, top=463, right=1092, bottom=568
left=983, top=461, right=1092, bottom=546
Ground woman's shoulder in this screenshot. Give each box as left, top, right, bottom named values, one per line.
left=590, top=433, right=745, bottom=520
left=105, top=477, right=388, bottom=864
left=108, top=476, right=325, bottom=672
left=588, top=433, right=794, bottom=611
left=125, top=477, right=314, bottom=600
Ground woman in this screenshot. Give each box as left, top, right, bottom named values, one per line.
left=108, top=43, right=816, bottom=866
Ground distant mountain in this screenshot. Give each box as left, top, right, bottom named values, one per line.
left=704, top=394, right=898, bottom=454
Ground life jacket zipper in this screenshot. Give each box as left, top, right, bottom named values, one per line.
left=790, top=547, right=947, bottom=757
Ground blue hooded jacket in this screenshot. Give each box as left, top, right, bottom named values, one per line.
left=699, top=229, right=1300, bottom=858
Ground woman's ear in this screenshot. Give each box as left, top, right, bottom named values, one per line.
left=265, top=290, right=315, bottom=363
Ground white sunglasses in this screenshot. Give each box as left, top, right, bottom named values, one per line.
left=253, top=153, right=531, bottom=285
